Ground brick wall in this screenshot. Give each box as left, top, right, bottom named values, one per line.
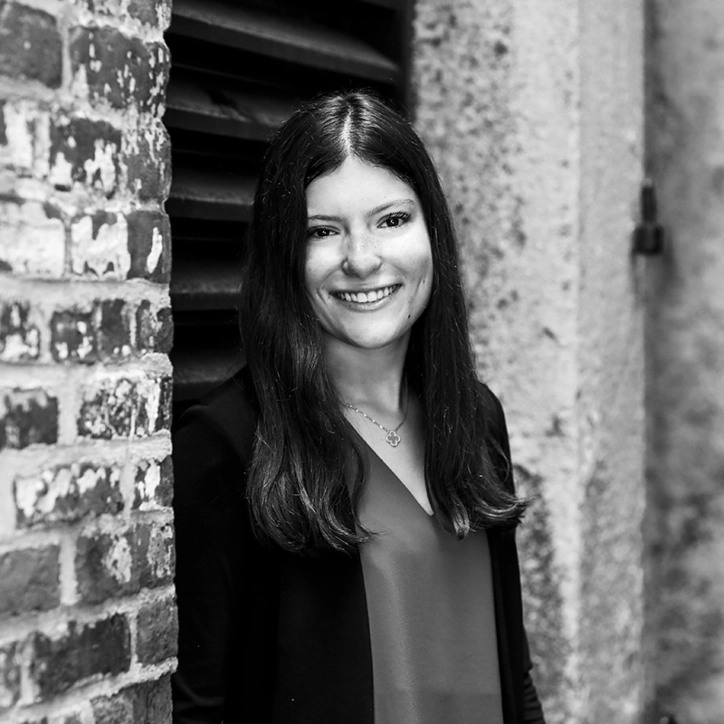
left=0, top=1, right=175, bottom=722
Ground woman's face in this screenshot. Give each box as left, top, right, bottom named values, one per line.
left=304, top=156, right=433, bottom=355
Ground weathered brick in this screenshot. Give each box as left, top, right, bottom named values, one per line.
left=75, top=528, right=135, bottom=604
left=0, top=3, right=62, bottom=88
left=77, top=374, right=170, bottom=439
left=0, top=388, right=58, bottom=450
left=129, top=0, right=172, bottom=28
left=76, top=520, right=174, bottom=604
left=51, top=300, right=132, bottom=362
left=70, top=0, right=171, bottom=29
left=127, top=209, right=170, bottom=281
left=70, top=211, right=130, bottom=278
left=69, top=27, right=169, bottom=115
left=0, top=302, right=40, bottom=361
left=0, top=101, right=51, bottom=176
left=92, top=691, right=133, bottom=724
left=51, top=309, right=96, bottom=363
left=135, top=520, right=174, bottom=590
left=157, top=375, right=172, bottom=431
left=14, top=462, right=123, bottom=528
left=96, top=299, right=131, bottom=358
left=133, top=457, right=173, bottom=511
left=92, top=675, right=172, bottom=724
left=0, top=643, right=21, bottom=713
left=30, top=614, right=131, bottom=699
left=49, top=115, right=121, bottom=196
left=0, top=201, right=65, bottom=277
left=124, top=121, right=171, bottom=201
left=136, top=596, right=178, bottom=664
left=135, top=302, right=172, bottom=354
left=0, top=547, right=60, bottom=618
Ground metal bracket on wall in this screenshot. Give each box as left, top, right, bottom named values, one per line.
left=633, top=178, right=665, bottom=255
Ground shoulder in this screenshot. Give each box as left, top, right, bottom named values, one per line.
left=172, top=366, right=259, bottom=513
left=174, top=366, right=258, bottom=459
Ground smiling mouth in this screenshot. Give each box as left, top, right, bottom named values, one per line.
left=332, top=285, right=400, bottom=304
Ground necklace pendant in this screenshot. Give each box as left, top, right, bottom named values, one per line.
left=385, top=430, right=401, bottom=447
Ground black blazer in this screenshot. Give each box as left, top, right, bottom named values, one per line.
left=172, top=367, right=546, bottom=723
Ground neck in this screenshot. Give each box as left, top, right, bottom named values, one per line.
left=323, top=334, right=407, bottom=412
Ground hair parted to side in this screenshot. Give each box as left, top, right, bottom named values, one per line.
left=238, top=89, right=527, bottom=553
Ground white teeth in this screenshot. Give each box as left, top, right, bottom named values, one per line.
left=338, top=286, right=395, bottom=304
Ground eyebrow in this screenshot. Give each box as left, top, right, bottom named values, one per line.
left=307, top=198, right=416, bottom=223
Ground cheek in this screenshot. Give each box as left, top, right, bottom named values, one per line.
left=304, top=248, right=325, bottom=292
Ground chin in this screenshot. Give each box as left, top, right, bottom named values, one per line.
left=347, top=332, right=407, bottom=350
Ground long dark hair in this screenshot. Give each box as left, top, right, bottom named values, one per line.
left=239, top=90, right=526, bottom=553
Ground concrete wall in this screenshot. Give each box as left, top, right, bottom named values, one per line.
left=645, top=2, right=724, bottom=722
left=0, top=1, right=175, bottom=722
left=412, top=1, right=646, bottom=721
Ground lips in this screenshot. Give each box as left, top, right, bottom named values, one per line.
left=332, top=285, right=399, bottom=304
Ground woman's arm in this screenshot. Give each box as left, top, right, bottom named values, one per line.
left=172, top=406, right=245, bottom=724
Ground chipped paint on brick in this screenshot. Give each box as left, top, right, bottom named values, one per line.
left=0, top=388, right=59, bottom=450
left=95, top=299, right=131, bottom=358
left=127, top=209, right=170, bottom=281
left=133, top=457, right=173, bottom=511
left=0, top=201, right=65, bottom=277
left=0, top=643, right=20, bottom=713
left=48, top=151, right=74, bottom=190
left=51, top=309, right=96, bottom=363
left=70, top=212, right=130, bottom=278
left=1, top=102, right=34, bottom=170
left=0, top=1, right=175, bottom=717
left=123, top=115, right=171, bottom=201
left=77, top=374, right=166, bottom=439
left=0, top=101, right=51, bottom=177
left=144, top=522, right=174, bottom=583
left=49, top=115, right=121, bottom=196
left=136, top=301, right=173, bottom=354
left=85, top=138, right=118, bottom=193
left=102, top=535, right=132, bottom=586
left=0, top=302, right=40, bottom=361
left=147, top=226, right=163, bottom=273
left=69, top=27, right=169, bottom=114
left=14, top=463, right=123, bottom=528
left=15, top=468, right=73, bottom=523
left=135, top=462, right=160, bottom=510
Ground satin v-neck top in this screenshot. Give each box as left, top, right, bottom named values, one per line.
left=358, top=447, right=504, bottom=724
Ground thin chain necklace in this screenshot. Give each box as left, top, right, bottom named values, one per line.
left=342, top=382, right=409, bottom=448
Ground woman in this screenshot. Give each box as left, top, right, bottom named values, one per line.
left=172, top=90, right=546, bottom=724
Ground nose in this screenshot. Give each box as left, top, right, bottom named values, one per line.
left=341, top=232, right=382, bottom=278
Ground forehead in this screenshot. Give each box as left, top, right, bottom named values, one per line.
left=306, top=157, right=417, bottom=214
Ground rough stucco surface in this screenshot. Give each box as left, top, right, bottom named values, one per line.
left=412, top=1, right=646, bottom=721
left=646, top=3, right=724, bottom=722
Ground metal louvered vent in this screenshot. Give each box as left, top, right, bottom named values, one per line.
left=166, top=0, right=411, bottom=415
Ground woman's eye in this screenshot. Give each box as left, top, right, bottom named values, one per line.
left=379, top=211, right=411, bottom=229
left=307, top=226, right=335, bottom=240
